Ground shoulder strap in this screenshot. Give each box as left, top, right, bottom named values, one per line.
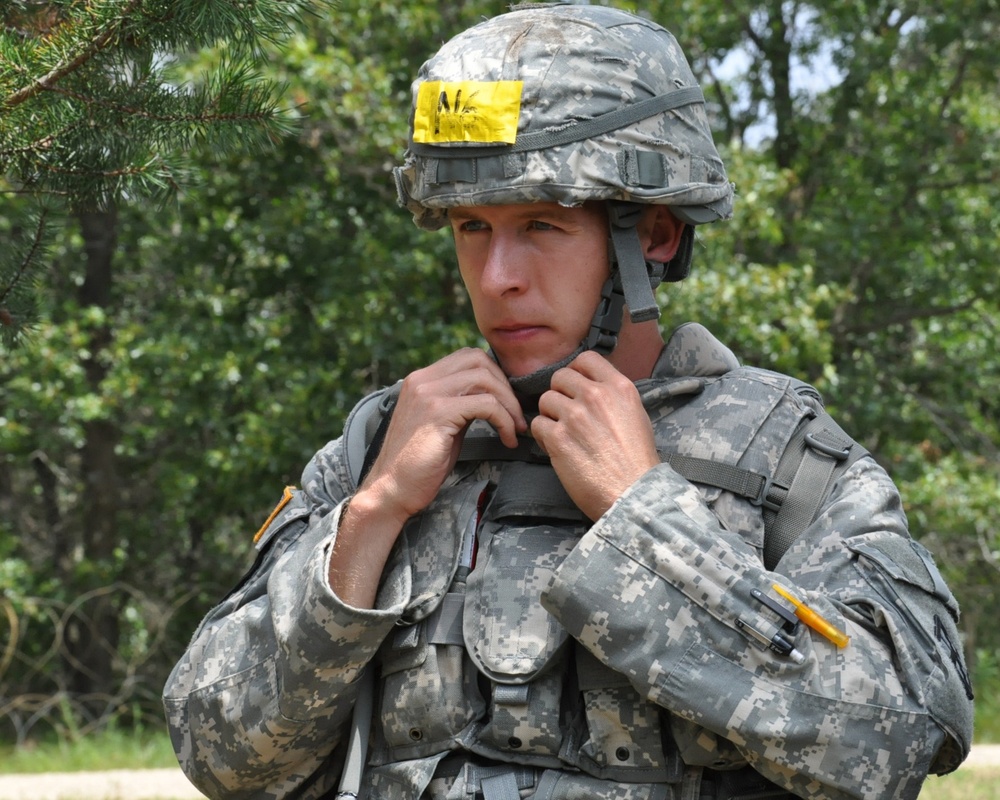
left=335, top=668, right=374, bottom=799
left=336, top=385, right=402, bottom=798
left=654, top=407, right=869, bottom=569
left=343, top=382, right=869, bottom=567
left=344, top=382, right=402, bottom=491
left=761, top=408, right=869, bottom=569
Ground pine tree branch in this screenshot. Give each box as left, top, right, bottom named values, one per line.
left=41, top=81, right=279, bottom=127
left=0, top=133, right=57, bottom=160
left=4, top=0, right=144, bottom=109
left=0, top=208, right=48, bottom=311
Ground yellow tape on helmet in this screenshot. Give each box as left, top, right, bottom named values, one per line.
left=413, top=80, right=522, bottom=144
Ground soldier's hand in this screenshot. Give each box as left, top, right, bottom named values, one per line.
left=359, top=347, right=526, bottom=525
left=331, top=348, right=526, bottom=606
left=531, top=351, right=659, bottom=520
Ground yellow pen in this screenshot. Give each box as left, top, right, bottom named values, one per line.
left=772, top=584, right=850, bottom=648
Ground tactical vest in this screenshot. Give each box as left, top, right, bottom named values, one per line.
left=333, top=365, right=864, bottom=800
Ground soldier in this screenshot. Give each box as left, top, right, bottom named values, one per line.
left=163, top=5, right=974, bottom=800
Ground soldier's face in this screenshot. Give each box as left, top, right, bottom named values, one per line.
left=450, top=202, right=610, bottom=378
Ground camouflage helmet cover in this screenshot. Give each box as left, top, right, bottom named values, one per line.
left=393, top=3, right=734, bottom=231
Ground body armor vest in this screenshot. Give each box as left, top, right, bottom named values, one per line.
left=348, top=366, right=816, bottom=799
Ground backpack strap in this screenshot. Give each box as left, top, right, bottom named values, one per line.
left=344, top=382, right=402, bottom=491
left=337, top=383, right=402, bottom=799
left=334, top=667, right=374, bottom=800
left=654, top=408, right=869, bottom=568
left=341, top=382, right=869, bottom=568
left=761, top=408, right=869, bottom=569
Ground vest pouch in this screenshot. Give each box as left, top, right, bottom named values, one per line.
left=375, top=617, right=486, bottom=762
left=463, top=461, right=587, bottom=683
left=383, top=479, right=488, bottom=625
left=572, top=647, right=682, bottom=783
left=471, top=656, right=567, bottom=765
left=463, top=463, right=586, bottom=762
left=373, top=479, right=489, bottom=763
left=363, top=751, right=449, bottom=800
left=463, top=519, right=579, bottom=763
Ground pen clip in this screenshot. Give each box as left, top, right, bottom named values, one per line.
left=750, top=587, right=799, bottom=634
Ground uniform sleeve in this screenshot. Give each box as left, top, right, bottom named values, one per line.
left=162, top=440, right=409, bottom=800
left=541, top=457, right=974, bottom=800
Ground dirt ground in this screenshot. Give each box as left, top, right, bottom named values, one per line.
left=0, top=769, right=204, bottom=800
left=1, top=746, right=998, bottom=800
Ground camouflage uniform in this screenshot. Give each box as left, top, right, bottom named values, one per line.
left=163, top=322, right=972, bottom=800
left=164, top=6, right=973, bottom=799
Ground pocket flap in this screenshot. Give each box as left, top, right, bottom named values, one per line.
left=387, top=479, right=488, bottom=624
left=464, top=520, right=582, bottom=682
left=847, top=532, right=958, bottom=617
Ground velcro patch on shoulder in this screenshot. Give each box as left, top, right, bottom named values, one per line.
left=413, top=80, right=523, bottom=144
left=848, top=533, right=959, bottom=617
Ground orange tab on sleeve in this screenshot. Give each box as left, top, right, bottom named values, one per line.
left=254, top=486, right=296, bottom=544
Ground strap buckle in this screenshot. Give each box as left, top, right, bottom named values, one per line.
left=751, top=475, right=789, bottom=514
left=585, top=276, right=626, bottom=354
left=804, top=431, right=851, bottom=461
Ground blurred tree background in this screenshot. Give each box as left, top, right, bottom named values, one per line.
left=2, top=0, right=998, bottom=745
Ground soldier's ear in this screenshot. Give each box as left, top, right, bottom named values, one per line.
left=641, top=206, right=685, bottom=263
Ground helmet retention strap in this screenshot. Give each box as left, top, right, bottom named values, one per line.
left=586, top=201, right=666, bottom=356
left=607, top=201, right=662, bottom=325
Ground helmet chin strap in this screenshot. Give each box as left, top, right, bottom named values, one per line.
left=586, top=201, right=694, bottom=356
left=496, top=201, right=693, bottom=399
left=503, top=344, right=587, bottom=399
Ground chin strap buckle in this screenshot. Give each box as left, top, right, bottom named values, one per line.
left=585, top=276, right=626, bottom=355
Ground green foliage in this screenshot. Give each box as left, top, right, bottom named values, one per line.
left=662, top=1, right=1000, bottom=662
left=0, top=722, right=176, bottom=773
left=971, top=649, right=1000, bottom=743
left=0, top=0, right=333, bottom=344
left=921, top=767, right=1000, bottom=800
left=1, top=1, right=495, bottom=738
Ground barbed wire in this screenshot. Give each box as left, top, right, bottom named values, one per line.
left=0, top=582, right=197, bottom=745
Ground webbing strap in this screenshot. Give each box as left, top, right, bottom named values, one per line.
left=460, top=432, right=779, bottom=509
left=466, top=764, right=537, bottom=800
left=481, top=773, right=520, bottom=800
left=656, top=452, right=769, bottom=507
left=608, top=204, right=659, bottom=323
left=763, top=411, right=866, bottom=569
left=425, top=593, right=466, bottom=646
left=458, top=431, right=547, bottom=463
left=334, top=668, right=374, bottom=800
left=493, top=684, right=530, bottom=705
left=486, top=460, right=582, bottom=520
left=409, top=86, right=705, bottom=158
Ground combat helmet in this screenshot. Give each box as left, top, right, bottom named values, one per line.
left=394, top=2, right=734, bottom=388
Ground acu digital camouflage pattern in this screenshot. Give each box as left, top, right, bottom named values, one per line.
left=394, top=4, right=734, bottom=230
left=163, top=322, right=973, bottom=800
